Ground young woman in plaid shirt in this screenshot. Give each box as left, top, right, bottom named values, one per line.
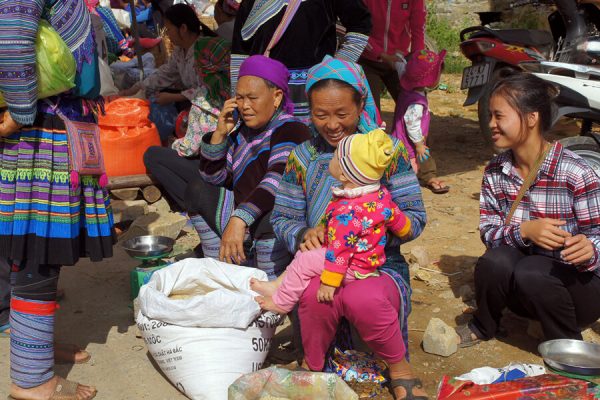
left=456, top=72, right=600, bottom=347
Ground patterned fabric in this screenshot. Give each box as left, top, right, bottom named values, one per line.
left=0, top=104, right=114, bottom=264
left=321, top=187, right=412, bottom=287
left=199, top=112, right=311, bottom=227
left=10, top=296, right=56, bottom=388
left=271, top=134, right=422, bottom=255
left=96, top=6, right=128, bottom=56
left=288, top=67, right=310, bottom=124
left=241, top=0, right=293, bottom=41
left=193, top=37, right=231, bottom=105
left=480, top=141, right=600, bottom=275
left=230, top=0, right=371, bottom=92
left=306, top=56, right=381, bottom=133
left=0, top=0, right=94, bottom=125
left=392, top=90, right=430, bottom=159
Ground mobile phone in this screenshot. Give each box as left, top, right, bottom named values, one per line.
left=232, top=108, right=239, bottom=123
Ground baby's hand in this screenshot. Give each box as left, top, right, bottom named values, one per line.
left=317, top=283, right=336, bottom=303
left=415, top=142, right=430, bottom=163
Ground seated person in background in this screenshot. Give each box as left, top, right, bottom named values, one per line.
left=456, top=72, right=600, bottom=347
left=119, top=3, right=221, bottom=143
left=214, top=0, right=239, bottom=41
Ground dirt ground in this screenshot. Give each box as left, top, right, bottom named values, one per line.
left=1, top=74, right=598, bottom=399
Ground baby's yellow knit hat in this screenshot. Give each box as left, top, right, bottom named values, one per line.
left=337, top=129, right=394, bottom=186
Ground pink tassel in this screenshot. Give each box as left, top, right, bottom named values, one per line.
left=98, top=173, right=108, bottom=188
left=70, top=171, right=80, bottom=191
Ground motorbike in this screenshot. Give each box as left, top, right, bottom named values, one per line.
left=459, top=0, right=600, bottom=143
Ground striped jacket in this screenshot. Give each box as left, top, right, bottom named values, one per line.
left=199, top=113, right=311, bottom=227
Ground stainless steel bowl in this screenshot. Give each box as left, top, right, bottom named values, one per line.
left=121, top=235, right=175, bottom=258
left=538, top=339, right=600, bottom=376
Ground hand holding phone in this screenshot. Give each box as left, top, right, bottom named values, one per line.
left=213, top=98, right=239, bottom=143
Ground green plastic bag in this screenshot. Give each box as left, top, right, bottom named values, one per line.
left=0, top=20, right=76, bottom=107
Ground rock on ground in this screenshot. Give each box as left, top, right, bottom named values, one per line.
left=423, top=318, right=459, bottom=357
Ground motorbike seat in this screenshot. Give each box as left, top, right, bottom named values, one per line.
left=471, top=29, right=554, bottom=49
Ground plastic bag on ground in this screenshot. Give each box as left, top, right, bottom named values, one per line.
left=228, top=366, right=359, bottom=400
left=136, top=258, right=282, bottom=400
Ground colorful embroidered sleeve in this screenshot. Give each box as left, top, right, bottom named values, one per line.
left=233, top=122, right=311, bottom=227
left=271, top=144, right=311, bottom=253
left=0, top=0, right=44, bottom=125
left=198, top=133, right=233, bottom=190
left=381, top=138, right=426, bottom=245
left=322, top=202, right=357, bottom=287
left=479, top=168, right=529, bottom=249
left=334, top=0, right=372, bottom=62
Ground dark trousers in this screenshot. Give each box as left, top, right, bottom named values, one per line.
left=472, top=246, right=600, bottom=340
left=12, top=259, right=61, bottom=302
left=143, top=146, right=202, bottom=210
left=0, top=257, right=10, bottom=327
left=359, top=57, right=401, bottom=111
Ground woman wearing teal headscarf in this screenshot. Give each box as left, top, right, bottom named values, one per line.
left=271, top=56, right=429, bottom=399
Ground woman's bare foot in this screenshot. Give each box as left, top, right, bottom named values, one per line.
left=250, top=278, right=279, bottom=297
left=54, top=342, right=91, bottom=364
left=10, top=376, right=97, bottom=400
left=254, top=296, right=288, bottom=314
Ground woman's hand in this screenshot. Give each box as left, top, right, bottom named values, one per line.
left=561, top=234, right=595, bottom=266
left=520, top=218, right=571, bottom=250
left=0, top=111, right=22, bottom=137
left=299, top=226, right=325, bottom=252
left=212, top=98, right=238, bottom=143
left=317, top=283, right=335, bottom=303
left=219, top=216, right=247, bottom=265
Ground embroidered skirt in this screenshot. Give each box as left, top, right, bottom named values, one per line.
left=0, top=100, right=114, bottom=265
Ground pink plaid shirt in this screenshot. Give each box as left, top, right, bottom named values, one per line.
left=480, top=142, right=600, bottom=275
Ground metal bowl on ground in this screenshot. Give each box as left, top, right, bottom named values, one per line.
left=538, top=339, right=600, bottom=376
left=121, top=235, right=175, bottom=259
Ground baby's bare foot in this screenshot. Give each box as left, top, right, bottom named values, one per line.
left=250, top=278, right=279, bottom=297
left=255, top=296, right=288, bottom=315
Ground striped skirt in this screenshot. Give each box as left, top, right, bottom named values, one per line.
left=0, top=101, right=114, bottom=265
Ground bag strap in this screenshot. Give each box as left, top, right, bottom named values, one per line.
left=505, top=142, right=552, bottom=225
left=264, top=0, right=302, bottom=57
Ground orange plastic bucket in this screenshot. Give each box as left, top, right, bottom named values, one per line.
left=99, top=98, right=151, bottom=127
left=100, top=123, right=161, bottom=177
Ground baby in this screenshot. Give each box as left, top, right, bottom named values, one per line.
left=251, top=129, right=413, bottom=313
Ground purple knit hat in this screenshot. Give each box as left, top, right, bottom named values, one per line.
left=238, top=55, right=294, bottom=115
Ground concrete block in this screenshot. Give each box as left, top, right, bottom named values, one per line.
left=111, top=199, right=148, bottom=223
left=120, top=212, right=187, bottom=242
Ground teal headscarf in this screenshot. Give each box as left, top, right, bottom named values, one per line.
left=305, top=55, right=381, bottom=133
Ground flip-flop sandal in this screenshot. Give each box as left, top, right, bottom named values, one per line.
left=54, top=343, right=92, bottom=365
left=390, top=377, right=429, bottom=400
left=0, top=323, right=9, bottom=338
left=426, top=182, right=450, bottom=194
left=7, top=376, right=97, bottom=400
left=455, top=323, right=481, bottom=348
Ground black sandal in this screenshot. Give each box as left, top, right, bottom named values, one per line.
left=455, top=323, right=481, bottom=348
left=390, top=378, right=429, bottom=400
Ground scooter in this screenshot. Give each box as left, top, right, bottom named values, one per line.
left=459, top=0, right=600, bottom=142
